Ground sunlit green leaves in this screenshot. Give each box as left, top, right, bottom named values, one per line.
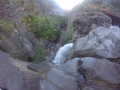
left=24, top=14, right=60, bottom=40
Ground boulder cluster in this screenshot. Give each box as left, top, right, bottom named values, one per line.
left=0, top=12, right=120, bottom=90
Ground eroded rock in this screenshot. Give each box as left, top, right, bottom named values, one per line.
left=0, top=51, right=81, bottom=90
left=71, top=26, right=120, bottom=59
left=78, top=57, right=120, bottom=84
left=46, top=68, right=78, bottom=90
left=73, top=13, right=112, bottom=41
left=0, top=51, right=42, bottom=90
left=59, top=58, right=81, bottom=77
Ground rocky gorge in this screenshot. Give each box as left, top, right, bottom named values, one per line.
left=0, top=0, right=120, bottom=90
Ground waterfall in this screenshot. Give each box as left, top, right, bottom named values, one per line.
left=53, top=43, right=73, bottom=65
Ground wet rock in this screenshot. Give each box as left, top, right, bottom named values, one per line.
left=71, top=26, right=120, bottom=59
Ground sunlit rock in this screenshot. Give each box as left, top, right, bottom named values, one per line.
left=72, top=26, right=120, bottom=59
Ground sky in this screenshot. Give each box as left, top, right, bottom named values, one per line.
left=54, top=0, right=84, bottom=10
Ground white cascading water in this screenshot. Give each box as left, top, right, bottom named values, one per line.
left=53, top=43, right=73, bottom=65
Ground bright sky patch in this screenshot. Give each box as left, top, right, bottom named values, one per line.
left=54, top=0, right=84, bottom=10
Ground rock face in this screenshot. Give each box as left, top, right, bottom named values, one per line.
left=67, top=11, right=120, bottom=90
left=46, top=68, right=78, bottom=90
left=78, top=57, right=120, bottom=90
left=71, top=26, right=120, bottom=59
left=0, top=51, right=42, bottom=90
left=78, top=57, right=120, bottom=84
left=0, top=28, right=38, bottom=61
left=59, top=58, right=80, bottom=77
left=0, top=51, right=80, bottom=90
left=72, top=13, right=112, bottom=41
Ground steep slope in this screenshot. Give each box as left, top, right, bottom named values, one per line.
left=0, top=0, right=66, bottom=61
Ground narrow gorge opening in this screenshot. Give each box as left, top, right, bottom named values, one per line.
left=105, top=13, right=120, bottom=27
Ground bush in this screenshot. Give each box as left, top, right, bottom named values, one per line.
left=0, top=20, right=13, bottom=37
left=60, top=26, right=74, bottom=46
left=32, top=43, right=46, bottom=63
left=24, top=14, right=60, bottom=40
left=52, top=15, right=68, bottom=26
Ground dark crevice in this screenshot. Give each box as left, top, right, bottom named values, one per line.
left=106, top=13, right=120, bottom=27
left=0, top=45, right=7, bottom=53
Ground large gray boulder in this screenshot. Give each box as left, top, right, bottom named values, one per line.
left=0, top=51, right=80, bottom=90
left=59, top=58, right=81, bottom=77
left=0, top=51, right=42, bottom=90
left=46, top=68, right=78, bottom=90
left=78, top=57, right=120, bottom=84
left=71, top=26, right=120, bottom=59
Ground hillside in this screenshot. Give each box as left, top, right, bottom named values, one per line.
left=0, top=0, right=67, bottom=61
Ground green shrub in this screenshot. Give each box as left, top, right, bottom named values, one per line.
left=33, top=43, right=46, bottom=63
left=52, top=15, right=68, bottom=26
left=24, top=14, right=60, bottom=40
left=0, top=20, right=13, bottom=37
left=60, top=26, right=74, bottom=46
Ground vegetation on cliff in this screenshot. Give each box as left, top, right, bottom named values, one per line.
left=30, top=43, right=46, bottom=63
left=24, top=14, right=61, bottom=40
left=73, top=0, right=120, bottom=13
left=60, top=26, right=73, bottom=46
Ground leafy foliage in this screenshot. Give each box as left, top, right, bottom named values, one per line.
left=24, top=14, right=60, bottom=40
left=60, top=26, right=74, bottom=46
left=31, top=43, right=46, bottom=63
